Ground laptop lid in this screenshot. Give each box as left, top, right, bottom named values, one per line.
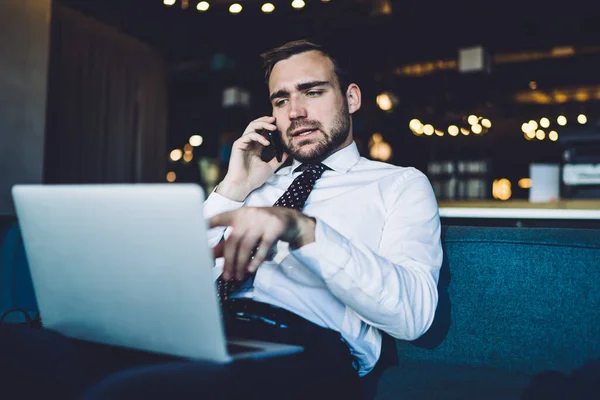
left=11, top=183, right=231, bottom=363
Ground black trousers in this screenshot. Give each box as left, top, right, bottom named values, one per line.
left=0, top=301, right=364, bottom=400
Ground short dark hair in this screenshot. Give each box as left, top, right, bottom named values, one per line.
left=260, top=39, right=351, bottom=95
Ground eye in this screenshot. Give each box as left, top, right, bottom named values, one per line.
left=306, top=90, right=322, bottom=97
left=274, top=99, right=288, bottom=108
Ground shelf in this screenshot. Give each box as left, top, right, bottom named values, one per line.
left=438, top=200, right=600, bottom=220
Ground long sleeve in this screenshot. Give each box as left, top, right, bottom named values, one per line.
left=289, top=173, right=443, bottom=341
left=202, top=189, right=245, bottom=248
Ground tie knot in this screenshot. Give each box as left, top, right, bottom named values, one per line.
left=296, top=163, right=327, bottom=175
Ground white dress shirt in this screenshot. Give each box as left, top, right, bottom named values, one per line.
left=202, top=142, right=443, bottom=376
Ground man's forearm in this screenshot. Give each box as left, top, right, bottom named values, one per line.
left=290, top=218, right=442, bottom=341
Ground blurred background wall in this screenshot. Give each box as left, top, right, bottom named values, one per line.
left=0, top=0, right=51, bottom=216
left=44, top=5, right=168, bottom=185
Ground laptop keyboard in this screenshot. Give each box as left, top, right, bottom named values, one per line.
left=227, top=342, right=262, bottom=355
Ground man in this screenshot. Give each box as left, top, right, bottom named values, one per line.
left=203, top=39, right=443, bottom=392
left=0, top=39, right=442, bottom=400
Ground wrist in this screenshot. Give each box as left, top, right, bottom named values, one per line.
left=216, top=179, right=251, bottom=202
left=289, top=216, right=316, bottom=250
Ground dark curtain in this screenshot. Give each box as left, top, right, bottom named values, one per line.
left=44, top=4, right=168, bottom=184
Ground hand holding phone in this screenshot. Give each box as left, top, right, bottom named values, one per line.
left=217, top=116, right=287, bottom=201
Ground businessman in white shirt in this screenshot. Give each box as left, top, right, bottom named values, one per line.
left=204, top=39, right=443, bottom=397
left=0, top=39, right=443, bottom=400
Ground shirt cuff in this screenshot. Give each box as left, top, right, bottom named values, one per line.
left=290, top=218, right=352, bottom=280
left=202, top=188, right=245, bottom=219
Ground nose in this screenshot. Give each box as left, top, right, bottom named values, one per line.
left=288, top=97, right=307, bottom=120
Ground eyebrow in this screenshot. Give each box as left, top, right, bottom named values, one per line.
left=269, top=80, right=330, bottom=102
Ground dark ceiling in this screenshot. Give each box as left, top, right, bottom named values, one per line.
left=57, top=0, right=600, bottom=66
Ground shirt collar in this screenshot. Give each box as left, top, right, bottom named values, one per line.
left=290, top=141, right=360, bottom=175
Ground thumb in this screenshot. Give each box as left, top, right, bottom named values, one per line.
left=208, top=210, right=235, bottom=229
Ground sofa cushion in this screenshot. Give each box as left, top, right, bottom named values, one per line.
left=375, top=361, right=530, bottom=399
left=0, top=219, right=38, bottom=323
left=397, top=226, right=600, bottom=376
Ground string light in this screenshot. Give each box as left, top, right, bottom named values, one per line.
left=518, top=178, right=531, bottom=189
left=528, top=120, right=538, bottom=130
left=169, top=0, right=339, bottom=12
left=493, top=179, right=512, bottom=201
left=409, top=120, right=492, bottom=138
left=369, top=134, right=392, bottom=161
left=189, top=135, right=204, bottom=146
left=377, top=93, right=396, bottom=111
left=524, top=130, right=535, bottom=140
left=371, top=133, right=383, bottom=143
left=536, top=129, right=545, bottom=140
left=197, top=1, right=209, bottom=11
left=170, top=149, right=183, bottom=161
left=261, top=3, right=275, bottom=13
left=409, top=119, right=421, bottom=129
left=410, top=120, right=424, bottom=136
left=291, top=0, right=306, bottom=9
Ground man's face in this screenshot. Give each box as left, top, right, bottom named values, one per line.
left=268, top=51, right=353, bottom=163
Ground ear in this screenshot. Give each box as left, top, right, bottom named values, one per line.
left=346, top=83, right=361, bottom=114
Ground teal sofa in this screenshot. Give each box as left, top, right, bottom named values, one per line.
left=2, top=219, right=600, bottom=398
left=0, top=219, right=37, bottom=324
left=375, top=225, right=600, bottom=399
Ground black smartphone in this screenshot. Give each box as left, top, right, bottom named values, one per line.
left=266, top=129, right=284, bottom=163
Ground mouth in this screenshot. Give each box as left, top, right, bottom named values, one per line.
left=291, top=128, right=318, bottom=139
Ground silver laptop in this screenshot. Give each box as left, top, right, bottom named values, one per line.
left=11, top=183, right=303, bottom=362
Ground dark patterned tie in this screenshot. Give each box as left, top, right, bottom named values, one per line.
left=216, top=163, right=328, bottom=304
